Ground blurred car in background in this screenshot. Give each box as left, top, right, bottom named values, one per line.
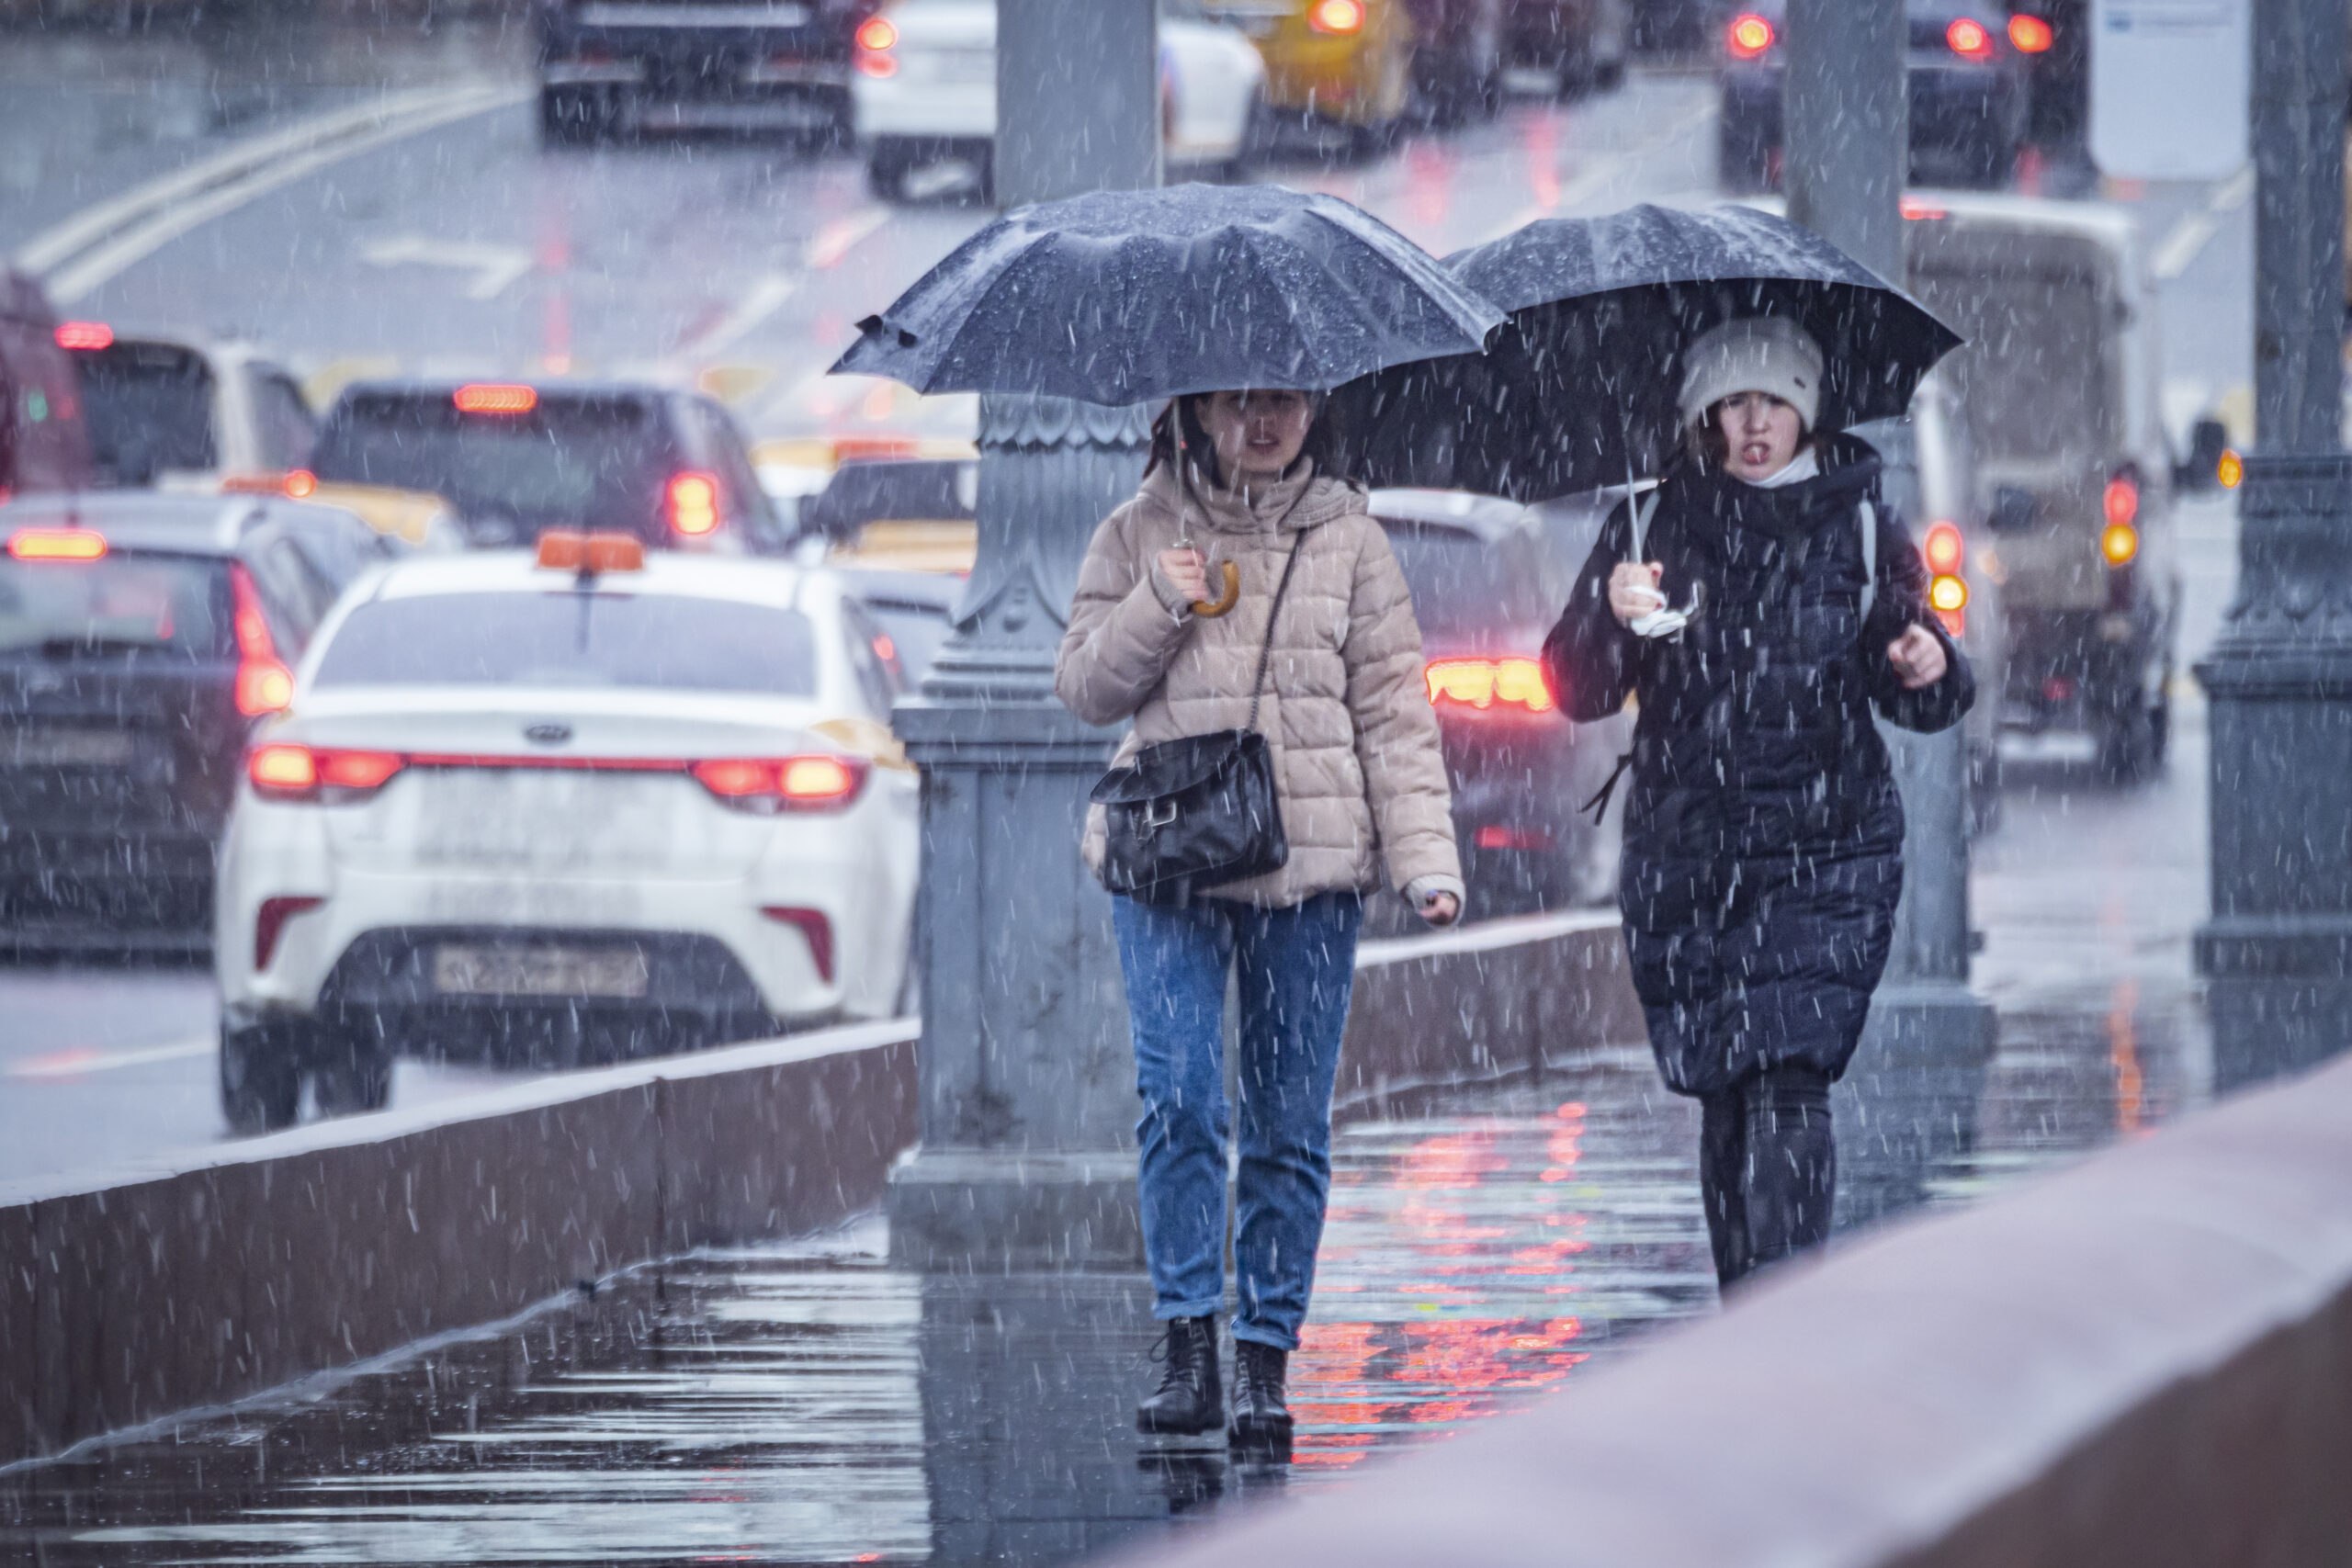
left=534, top=0, right=876, bottom=144
left=1717, top=0, right=2035, bottom=189
left=1, top=491, right=394, bottom=957
left=1857, top=371, right=2008, bottom=830
left=214, top=540, right=922, bottom=1133
left=1507, top=0, right=1631, bottom=89
left=1372, top=488, right=1625, bottom=921
left=853, top=0, right=1266, bottom=199
left=1, top=275, right=93, bottom=499
left=1200, top=0, right=1416, bottom=148
left=51, top=324, right=316, bottom=491
left=1901, top=192, right=2179, bottom=783
left=311, top=379, right=789, bottom=553
left=754, top=433, right=977, bottom=536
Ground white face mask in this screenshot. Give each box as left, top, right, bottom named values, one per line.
left=1742, top=447, right=1820, bottom=490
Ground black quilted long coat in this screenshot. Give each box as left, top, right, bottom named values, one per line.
left=1544, top=434, right=1975, bottom=1097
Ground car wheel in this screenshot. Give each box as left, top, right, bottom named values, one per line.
left=220, top=1024, right=303, bottom=1136
left=311, top=1031, right=392, bottom=1118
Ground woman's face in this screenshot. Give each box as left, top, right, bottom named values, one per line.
left=1713, top=391, right=1804, bottom=481
left=1196, top=389, right=1315, bottom=480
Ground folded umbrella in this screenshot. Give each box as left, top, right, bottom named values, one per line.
left=1330, top=203, right=1962, bottom=502
left=831, top=183, right=1502, bottom=407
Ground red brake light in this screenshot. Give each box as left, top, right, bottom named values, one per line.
left=1945, top=16, right=1994, bottom=57
left=254, top=895, right=324, bottom=970
left=1424, top=657, right=1557, bottom=714
left=2007, top=12, right=2052, bottom=50
left=855, top=15, right=895, bottom=50
left=453, top=383, right=537, bottom=414
left=1308, top=0, right=1366, bottom=32
left=283, top=468, right=318, bottom=499
left=320, top=750, right=404, bottom=790
left=692, top=754, right=868, bottom=812
left=249, top=743, right=318, bottom=793
left=1726, top=12, right=1774, bottom=57
left=229, top=564, right=294, bottom=716
left=1923, top=522, right=1964, bottom=576
left=2103, top=474, right=2140, bottom=528
left=761, top=906, right=835, bottom=983
left=53, top=321, right=113, bottom=351
left=249, top=744, right=406, bottom=800
left=6, top=527, right=107, bottom=561
left=667, top=471, right=722, bottom=537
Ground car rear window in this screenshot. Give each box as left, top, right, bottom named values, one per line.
left=1378, top=522, right=1555, bottom=636
left=1909, top=263, right=2109, bottom=463
left=311, top=592, right=819, bottom=696
left=0, top=553, right=230, bottom=661
left=74, top=344, right=217, bottom=487
left=310, top=393, right=681, bottom=544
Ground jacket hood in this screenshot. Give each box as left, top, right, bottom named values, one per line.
left=1142, top=457, right=1367, bottom=538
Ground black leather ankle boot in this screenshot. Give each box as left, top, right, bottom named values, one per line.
left=1227, top=1339, right=1292, bottom=1456
left=1136, top=1315, right=1223, bottom=1436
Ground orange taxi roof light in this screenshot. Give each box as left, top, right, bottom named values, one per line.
left=454, top=383, right=538, bottom=414
left=7, top=527, right=107, bottom=561
left=537, top=529, right=646, bottom=573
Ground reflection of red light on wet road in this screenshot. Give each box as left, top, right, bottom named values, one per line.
left=1523, top=115, right=1560, bottom=211
left=2108, top=977, right=2143, bottom=1134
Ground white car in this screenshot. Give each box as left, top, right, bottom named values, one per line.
left=214, top=535, right=921, bottom=1134
left=852, top=0, right=1267, bottom=200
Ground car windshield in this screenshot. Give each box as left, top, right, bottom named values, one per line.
left=75, top=344, right=217, bottom=486
left=0, top=552, right=230, bottom=660
left=1379, top=523, right=1555, bottom=636
left=1909, top=264, right=2109, bottom=462
left=310, top=393, right=681, bottom=543
left=311, top=591, right=819, bottom=695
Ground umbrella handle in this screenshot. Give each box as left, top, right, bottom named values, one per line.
left=1192, top=560, right=1241, bottom=618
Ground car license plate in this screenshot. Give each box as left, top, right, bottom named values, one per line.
left=5, top=727, right=138, bottom=767
left=433, top=944, right=650, bottom=998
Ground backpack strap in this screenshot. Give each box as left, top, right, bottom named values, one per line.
left=1859, top=497, right=1877, bottom=626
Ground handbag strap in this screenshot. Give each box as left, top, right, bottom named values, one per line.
left=1246, top=533, right=1307, bottom=733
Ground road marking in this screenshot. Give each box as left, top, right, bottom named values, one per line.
left=2151, top=164, right=2255, bottom=280
left=675, top=209, right=892, bottom=362
left=27, top=81, right=529, bottom=303
left=1485, top=96, right=1717, bottom=242
left=359, top=234, right=537, bottom=299
left=6, top=1037, right=213, bottom=1080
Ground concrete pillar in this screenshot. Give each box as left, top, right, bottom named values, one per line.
left=2194, top=0, right=2352, bottom=1091
left=1784, top=0, right=1997, bottom=1218
left=885, top=0, right=1162, bottom=1269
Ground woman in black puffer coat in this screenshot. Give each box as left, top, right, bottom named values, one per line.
left=1544, top=317, right=1974, bottom=1292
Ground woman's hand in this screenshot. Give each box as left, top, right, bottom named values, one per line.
left=1158, top=547, right=1209, bottom=605
left=1888, top=624, right=1948, bottom=690
left=1418, top=890, right=1460, bottom=927
left=1609, top=561, right=1667, bottom=627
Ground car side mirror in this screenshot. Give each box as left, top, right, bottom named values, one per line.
left=2176, top=417, right=2230, bottom=492
left=1989, top=485, right=2040, bottom=535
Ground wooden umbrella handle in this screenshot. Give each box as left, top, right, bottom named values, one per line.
left=1191, top=560, right=1241, bottom=618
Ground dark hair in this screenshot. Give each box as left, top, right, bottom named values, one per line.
left=1683, top=396, right=1812, bottom=471
left=1144, top=391, right=1346, bottom=485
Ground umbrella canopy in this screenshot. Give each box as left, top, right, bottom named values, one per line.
left=831, top=183, right=1502, bottom=407
left=1329, top=203, right=1962, bottom=502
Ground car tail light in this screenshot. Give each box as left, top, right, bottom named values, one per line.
left=229, top=564, right=295, bottom=716
left=1726, top=11, right=1774, bottom=58
left=254, top=895, right=323, bottom=970
left=248, top=743, right=318, bottom=794
left=2217, top=449, right=2244, bottom=489
left=1924, top=522, right=1969, bottom=637
left=2007, top=12, right=2053, bottom=51
left=6, top=527, right=107, bottom=561
left=2102, top=473, right=2140, bottom=566
left=1475, top=825, right=1555, bottom=852
left=453, top=383, right=537, bottom=414
left=854, top=14, right=898, bottom=74
left=2044, top=675, right=2076, bottom=703
left=248, top=744, right=407, bottom=800
left=538, top=529, right=646, bottom=573
left=1922, top=522, right=1964, bottom=576
left=283, top=468, right=318, bottom=499
left=1899, top=196, right=1950, bottom=220
left=666, top=471, right=722, bottom=537
left=1928, top=574, right=1969, bottom=614
left=53, top=321, right=113, bottom=351
left=691, top=754, right=868, bottom=813
left=1425, top=657, right=1557, bottom=714
left=1308, top=0, right=1366, bottom=32
left=761, top=906, right=835, bottom=982
left=2101, top=522, right=2139, bottom=566
left=1945, top=16, right=1994, bottom=58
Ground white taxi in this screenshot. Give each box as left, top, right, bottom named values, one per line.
left=214, top=533, right=921, bottom=1134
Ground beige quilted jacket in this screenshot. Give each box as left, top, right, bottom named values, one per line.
left=1055, top=458, right=1462, bottom=908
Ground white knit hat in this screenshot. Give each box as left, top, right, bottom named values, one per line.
left=1678, top=317, right=1826, bottom=433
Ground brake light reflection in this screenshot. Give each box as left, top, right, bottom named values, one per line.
left=1726, top=12, right=1774, bottom=57
left=761, top=906, right=835, bottom=982
left=254, top=895, right=323, bottom=970
left=1426, top=657, right=1555, bottom=713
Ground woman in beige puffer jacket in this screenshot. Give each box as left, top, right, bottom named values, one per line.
left=1054, top=388, right=1462, bottom=1456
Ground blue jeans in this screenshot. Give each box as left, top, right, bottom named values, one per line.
left=1113, top=891, right=1363, bottom=1350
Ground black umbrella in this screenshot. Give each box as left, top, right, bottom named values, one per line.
left=831, top=183, right=1501, bottom=406
left=1330, top=203, right=1962, bottom=502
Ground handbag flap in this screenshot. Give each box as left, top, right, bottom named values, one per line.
left=1089, top=729, right=1257, bottom=805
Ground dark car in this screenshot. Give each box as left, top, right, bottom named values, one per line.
left=1, top=275, right=94, bottom=501
left=51, top=327, right=318, bottom=490
left=1716, top=0, right=2030, bottom=189
left=0, top=491, right=390, bottom=955
left=1372, top=489, right=1628, bottom=922
left=533, top=0, right=876, bottom=144
left=1406, top=0, right=1509, bottom=120
left=311, top=379, right=789, bottom=554
left=1506, top=0, right=1630, bottom=90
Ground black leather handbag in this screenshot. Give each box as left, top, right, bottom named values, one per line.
left=1091, top=536, right=1304, bottom=907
